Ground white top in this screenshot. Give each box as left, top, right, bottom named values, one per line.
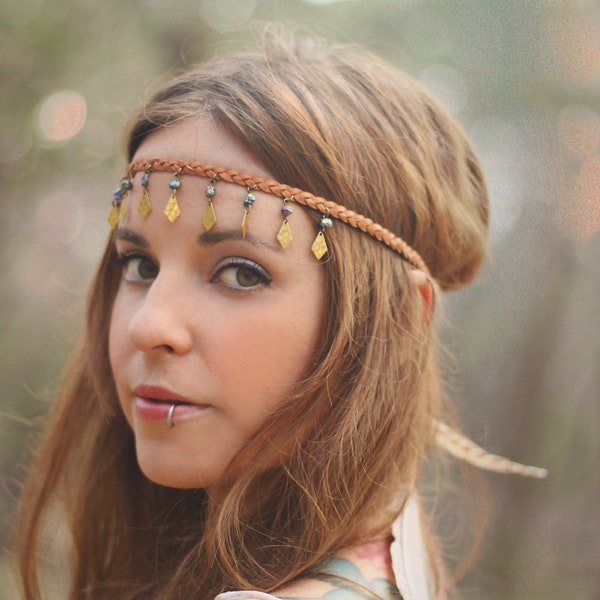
left=215, top=495, right=433, bottom=600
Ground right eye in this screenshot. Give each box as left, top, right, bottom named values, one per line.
left=116, top=253, right=159, bottom=282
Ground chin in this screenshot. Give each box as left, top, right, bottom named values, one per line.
left=134, top=448, right=217, bottom=490
left=138, top=462, right=213, bottom=489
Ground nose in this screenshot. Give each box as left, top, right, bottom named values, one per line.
left=128, top=274, right=194, bottom=355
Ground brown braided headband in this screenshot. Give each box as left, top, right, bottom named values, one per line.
left=109, top=158, right=430, bottom=274
left=108, top=158, right=548, bottom=478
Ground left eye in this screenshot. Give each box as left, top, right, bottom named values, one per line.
left=214, top=260, right=271, bottom=290
left=117, top=254, right=159, bottom=282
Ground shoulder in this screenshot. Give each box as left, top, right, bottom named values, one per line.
left=215, top=536, right=402, bottom=600
left=271, top=536, right=401, bottom=600
left=276, top=556, right=401, bottom=599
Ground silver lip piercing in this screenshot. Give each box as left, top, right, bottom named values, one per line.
left=167, top=403, right=177, bottom=428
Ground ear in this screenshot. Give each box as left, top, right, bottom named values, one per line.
left=408, top=269, right=434, bottom=324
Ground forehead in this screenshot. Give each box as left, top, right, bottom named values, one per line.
left=119, top=121, right=319, bottom=258
left=133, top=118, right=271, bottom=180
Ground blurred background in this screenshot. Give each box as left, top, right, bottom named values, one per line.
left=0, top=0, right=598, bottom=598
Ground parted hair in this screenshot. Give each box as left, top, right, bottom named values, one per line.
left=15, top=29, right=488, bottom=600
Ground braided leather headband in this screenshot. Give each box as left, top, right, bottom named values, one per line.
left=108, top=158, right=548, bottom=479
left=109, top=158, right=430, bottom=274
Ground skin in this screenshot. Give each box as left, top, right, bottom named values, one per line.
left=109, top=119, right=326, bottom=490
left=277, top=535, right=400, bottom=600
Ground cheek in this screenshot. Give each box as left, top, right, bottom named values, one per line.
left=214, top=303, right=322, bottom=411
left=108, top=300, right=121, bottom=366
left=105, top=297, right=136, bottom=429
left=108, top=294, right=130, bottom=393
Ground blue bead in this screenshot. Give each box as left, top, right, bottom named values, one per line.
left=121, top=179, right=133, bottom=191
left=141, top=174, right=149, bottom=187
left=113, top=188, right=123, bottom=200
left=169, top=178, right=181, bottom=190
left=243, top=193, right=255, bottom=206
left=281, top=205, right=293, bottom=216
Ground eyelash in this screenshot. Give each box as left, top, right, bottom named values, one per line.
left=213, top=258, right=272, bottom=290
left=113, top=252, right=272, bottom=290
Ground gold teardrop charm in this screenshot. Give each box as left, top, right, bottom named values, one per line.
left=108, top=205, right=119, bottom=230
left=277, top=219, right=293, bottom=249
left=241, top=190, right=255, bottom=239
left=202, top=201, right=217, bottom=231
left=311, top=230, right=328, bottom=260
left=138, top=189, right=152, bottom=218
left=242, top=206, right=251, bottom=238
left=164, top=192, right=181, bottom=223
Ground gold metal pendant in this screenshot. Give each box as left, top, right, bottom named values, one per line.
left=311, top=230, right=328, bottom=260
left=164, top=192, right=181, bottom=223
left=108, top=205, right=119, bottom=230
left=277, top=219, right=293, bottom=248
left=138, top=189, right=152, bottom=218
left=202, top=201, right=217, bottom=231
left=241, top=190, right=255, bottom=238
left=242, top=206, right=251, bottom=238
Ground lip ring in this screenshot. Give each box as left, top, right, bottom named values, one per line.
left=166, top=403, right=177, bottom=428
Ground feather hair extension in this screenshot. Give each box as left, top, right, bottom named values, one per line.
left=433, top=420, right=548, bottom=478
left=390, top=494, right=434, bottom=600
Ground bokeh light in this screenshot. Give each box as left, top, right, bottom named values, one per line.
left=35, top=184, right=85, bottom=248
left=36, top=90, right=87, bottom=143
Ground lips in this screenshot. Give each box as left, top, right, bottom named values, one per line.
left=133, top=384, right=194, bottom=405
left=132, top=384, right=210, bottom=424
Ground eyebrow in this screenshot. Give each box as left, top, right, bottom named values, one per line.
left=113, top=228, right=149, bottom=247
left=113, top=227, right=283, bottom=253
left=198, top=230, right=283, bottom=253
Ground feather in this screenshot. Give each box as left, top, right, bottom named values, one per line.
left=390, top=494, right=434, bottom=600
left=434, top=420, right=548, bottom=478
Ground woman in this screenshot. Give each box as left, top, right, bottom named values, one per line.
left=15, top=31, right=544, bottom=600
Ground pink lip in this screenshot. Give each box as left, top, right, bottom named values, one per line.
left=133, top=384, right=194, bottom=404
left=132, top=385, right=210, bottom=423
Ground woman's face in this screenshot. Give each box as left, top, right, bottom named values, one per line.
left=109, top=119, right=326, bottom=490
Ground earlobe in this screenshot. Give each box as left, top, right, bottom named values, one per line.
left=408, top=268, right=434, bottom=324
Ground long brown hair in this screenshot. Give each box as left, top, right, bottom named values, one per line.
left=15, top=29, right=488, bottom=599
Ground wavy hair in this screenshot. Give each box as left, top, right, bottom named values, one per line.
left=15, top=30, right=488, bottom=600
